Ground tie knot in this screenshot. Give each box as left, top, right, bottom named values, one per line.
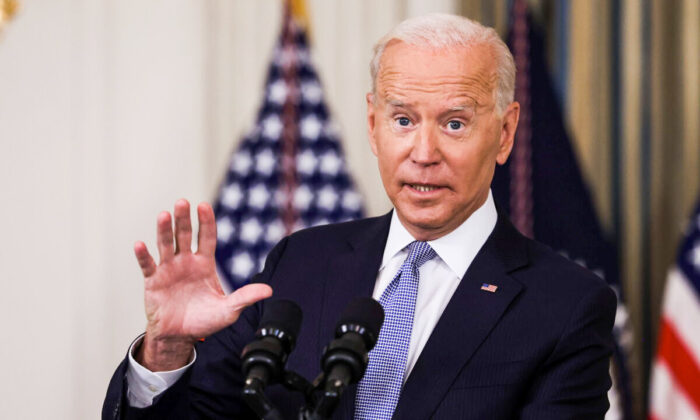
left=404, top=241, right=436, bottom=270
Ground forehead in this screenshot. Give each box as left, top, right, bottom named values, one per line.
left=376, top=41, right=497, bottom=107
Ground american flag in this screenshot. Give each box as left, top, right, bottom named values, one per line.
left=649, top=196, right=700, bottom=419
left=213, top=5, right=364, bottom=289
left=480, top=283, right=498, bottom=293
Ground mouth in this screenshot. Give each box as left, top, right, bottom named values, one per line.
left=406, top=183, right=443, bottom=193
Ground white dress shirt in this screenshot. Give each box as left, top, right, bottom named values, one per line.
left=126, top=334, right=196, bottom=407
left=372, top=190, right=497, bottom=379
left=126, top=191, right=498, bottom=407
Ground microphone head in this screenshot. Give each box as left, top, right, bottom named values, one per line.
left=335, top=297, right=384, bottom=349
left=258, top=299, right=303, bottom=351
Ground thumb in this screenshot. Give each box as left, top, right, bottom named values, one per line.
left=225, top=283, right=273, bottom=312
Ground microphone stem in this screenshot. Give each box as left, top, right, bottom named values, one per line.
left=325, top=364, right=351, bottom=393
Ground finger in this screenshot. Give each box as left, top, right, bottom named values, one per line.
left=196, top=202, right=217, bottom=257
left=225, top=284, right=273, bottom=312
left=134, top=241, right=157, bottom=277
left=157, top=211, right=174, bottom=263
left=174, top=199, right=192, bottom=254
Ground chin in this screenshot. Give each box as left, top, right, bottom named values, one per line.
left=397, top=207, right=450, bottom=234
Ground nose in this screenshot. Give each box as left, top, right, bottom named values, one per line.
left=409, top=124, right=441, bottom=166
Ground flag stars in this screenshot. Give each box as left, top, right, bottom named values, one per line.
left=265, top=220, right=286, bottom=244
left=301, top=114, right=322, bottom=141
left=267, top=79, right=287, bottom=105
left=297, top=48, right=310, bottom=64
left=320, top=151, right=342, bottom=176
left=312, top=217, right=330, bottom=227
left=297, top=149, right=317, bottom=175
left=342, top=190, right=362, bottom=211
left=240, top=218, right=263, bottom=244
left=689, top=241, right=700, bottom=271
left=301, top=80, right=322, bottom=104
left=293, top=185, right=314, bottom=211
left=255, top=148, right=277, bottom=176
left=317, top=185, right=339, bottom=211
left=614, top=303, right=633, bottom=348
left=231, top=151, right=252, bottom=175
left=220, top=183, right=244, bottom=209
left=248, top=183, right=271, bottom=210
left=231, top=252, right=256, bottom=280
left=216, top=217, right=235, bottom=243
left=262, top=114, right=283, bottom=140
left=275, top=46, right=309, bottom=68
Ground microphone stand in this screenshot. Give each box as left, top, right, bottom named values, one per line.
left=242, top=367, right=333, bottom=420
left=242, top=374, right=284, bottom=420
left=301, top=371, right=346, bottom=420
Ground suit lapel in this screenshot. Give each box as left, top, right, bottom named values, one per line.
left=393, top=214, right=529, bottom=419
left=317, top=212, right=393, bottom=420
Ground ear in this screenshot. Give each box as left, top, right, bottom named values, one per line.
left=366, top=92, right=379, bottom=156
left=496, top=101, right=520, bottom=165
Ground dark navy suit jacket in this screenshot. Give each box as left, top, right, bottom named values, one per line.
left=103, top=211, right=616, bottom=419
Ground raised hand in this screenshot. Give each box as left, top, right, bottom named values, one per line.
left=133, top=199, right=272, bottom=371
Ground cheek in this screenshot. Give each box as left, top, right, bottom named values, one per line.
left=373, top=138, right=402, bottom=190
left=378, top=152, right=404, bottom=187
left=446, top=142, right=497, bottom=183
left=375, top=132, right=410, bottom=169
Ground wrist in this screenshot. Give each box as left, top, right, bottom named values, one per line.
left=136, top=332, right=195, bottom=372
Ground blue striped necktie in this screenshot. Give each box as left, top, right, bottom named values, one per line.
left=354, top=241, right=436, bottom=419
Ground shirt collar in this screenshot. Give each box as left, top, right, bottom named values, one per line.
left=380, top=190, right=498, bottom=279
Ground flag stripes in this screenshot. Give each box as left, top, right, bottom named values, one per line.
left=650, top=361, right=700, bottom=420
left=656, top=319, right=700, bottom=409
left=649, top=198, right=700, bottom=419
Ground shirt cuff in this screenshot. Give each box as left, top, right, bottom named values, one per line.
left=125, top=333, right=196, bottom=408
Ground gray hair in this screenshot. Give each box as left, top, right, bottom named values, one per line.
left=370, top=13, right=515, bottom=114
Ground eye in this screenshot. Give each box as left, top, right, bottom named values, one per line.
left=397, top=117, right=411, bottom=126
left=447, top=120, right=463, bottom=130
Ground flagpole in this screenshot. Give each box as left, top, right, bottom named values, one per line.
left=280, top=0, right=301, bottom=235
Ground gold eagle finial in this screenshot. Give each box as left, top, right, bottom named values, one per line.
left=0, top=0, right=20, bottom=36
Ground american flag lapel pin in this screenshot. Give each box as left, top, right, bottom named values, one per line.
left=480, top=283, right=498, bottom=293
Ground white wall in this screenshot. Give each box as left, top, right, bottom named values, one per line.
left=0, top=0, right=455, bottom=418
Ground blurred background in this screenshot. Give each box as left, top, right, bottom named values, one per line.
left=0, top=0, right=698, bottom=418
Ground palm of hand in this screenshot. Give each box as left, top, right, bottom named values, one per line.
left=133, top=200, right=272, bottom=370
left=144, top=252, right=230, bottom=340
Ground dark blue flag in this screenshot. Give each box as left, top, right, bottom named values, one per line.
left=494, top=1, right=634, bottom=418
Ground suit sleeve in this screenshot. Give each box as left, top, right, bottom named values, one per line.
left=518, top=282, right=617, bottom=420
left=101, top=236, right=290, bottom=420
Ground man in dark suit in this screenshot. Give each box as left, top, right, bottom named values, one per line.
left=103, top=13, right=616, bottom=419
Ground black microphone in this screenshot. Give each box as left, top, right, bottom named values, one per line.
left=241, top=299, right=302, bottom=419
left=312, top=297, right=384, bottom=417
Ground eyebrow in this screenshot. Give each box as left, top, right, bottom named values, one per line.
left=386, top=99, right=407, bottom=107
left=384, top=97, right=477, bottom=116
left=386, top=98, right=473, bottom=110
